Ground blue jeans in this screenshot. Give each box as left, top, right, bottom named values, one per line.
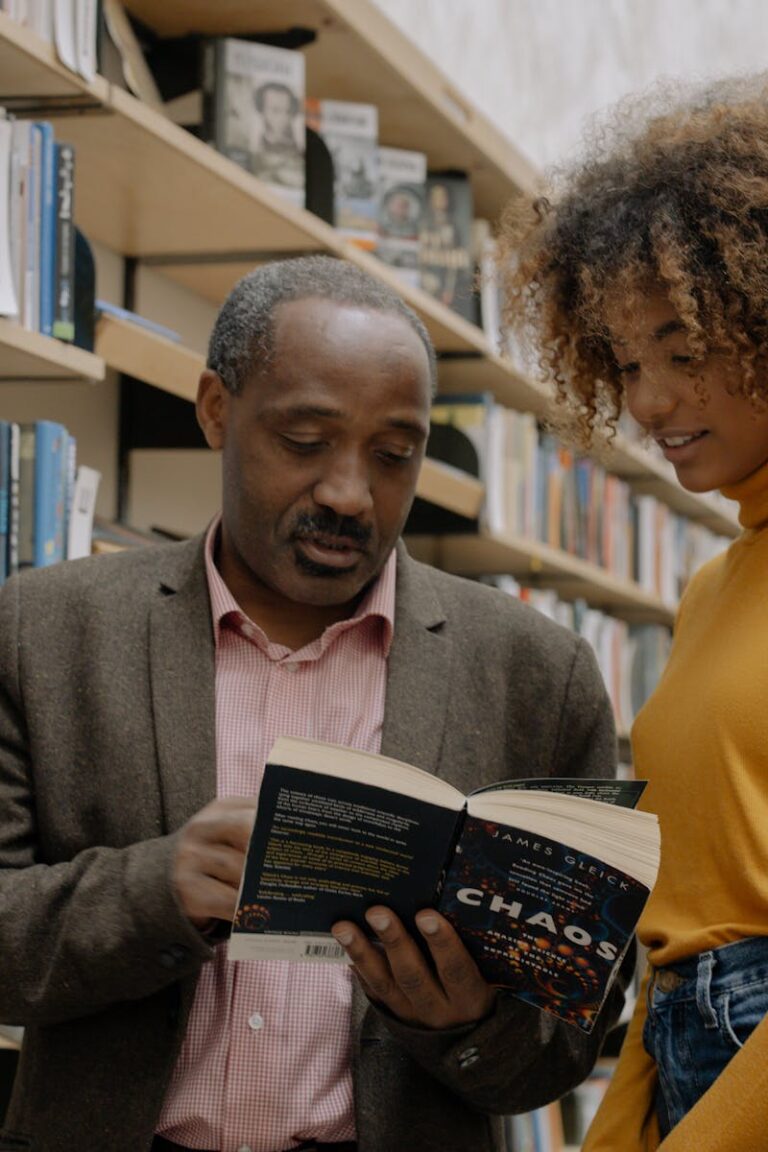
left=643, top=936, right=768, bottom=1136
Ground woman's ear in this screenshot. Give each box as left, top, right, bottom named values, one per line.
left=196, top=370, right=229, bottom=450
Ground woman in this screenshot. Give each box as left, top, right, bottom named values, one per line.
left=500, top=76, right=768, bottom=1150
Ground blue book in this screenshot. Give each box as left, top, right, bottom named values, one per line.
left=0, top=422, right=11, bottom=585
left=37, top=123, right=56, bottom=337
left=33, top=420, right=68, bottom=568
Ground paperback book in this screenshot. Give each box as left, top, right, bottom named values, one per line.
left=305, top=99, right=379, bottom=249
left=376, top=145, right=426, bottom=286
left=202, top=37, right=305, bottom=208
left=229, top=736, right=660, bottom=1033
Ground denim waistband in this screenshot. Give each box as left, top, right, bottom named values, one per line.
left=652, top=935, right=768, bottom=1001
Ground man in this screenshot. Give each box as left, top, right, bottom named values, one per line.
left=0, top=256, right=627, bottom=1152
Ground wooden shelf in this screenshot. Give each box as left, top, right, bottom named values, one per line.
left=406, top=532, right=677, bottom=626
left=95, top=313, right=202, bottom=402
left=119, top=0, right=539, bottom=222
left=0, top=319, right=105, bottom=383
left=416, top=459, right=484, bottom=520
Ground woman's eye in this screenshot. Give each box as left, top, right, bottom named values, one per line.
left=616, top=362, right=640, bottom=378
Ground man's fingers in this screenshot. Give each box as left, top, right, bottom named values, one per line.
left=414, top=911, right=495, bottom=1012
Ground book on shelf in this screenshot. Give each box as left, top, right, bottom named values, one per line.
left=419, top=171, right=475, bottom=321
left=376, top=145, right=427, bottom=287
left=32, top=419, right=69, bottom=568
left=229, top=734, right=660, bottom=1034
left=405, top=392, right=491, bottom=535
left=66, top=462, right=100, bottom=560
left=0, top=116, right=17, bottom=318
left=202, top=37, right=305, bottom=209
left=305, top=99, right=379, bottom=250
left=95, top=298, right=181, bottom=343
left=52, top=141, right=76, bottom=342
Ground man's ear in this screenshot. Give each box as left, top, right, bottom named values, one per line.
left=196, top=369, right=230, bottom=450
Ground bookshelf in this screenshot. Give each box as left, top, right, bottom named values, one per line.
left=0, top=6, right=741, bottom=547
left=0, top=6, right=708, bottom=1148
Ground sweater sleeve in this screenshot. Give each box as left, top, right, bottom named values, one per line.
left=583, top=969, right=660, bottom=1152
left=656, top=1010, right=768, bottom=1152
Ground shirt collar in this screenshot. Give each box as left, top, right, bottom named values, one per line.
left=203, top=515, right=396, bottom=656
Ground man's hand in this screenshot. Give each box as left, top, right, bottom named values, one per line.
left=172, top=797, right=257, bottom=928
left=332, top=906, right=496, bottom=1029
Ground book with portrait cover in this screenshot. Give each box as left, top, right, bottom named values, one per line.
left=376, top=145, right=427, bottom=286
left=419, top=171, right=474, bottom=321
left=202, top=37, right=305, bottom=208
left=229, top=736, right=660, bottom=1033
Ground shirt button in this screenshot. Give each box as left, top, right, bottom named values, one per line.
left=248, top=1012, right=264, bottom=1031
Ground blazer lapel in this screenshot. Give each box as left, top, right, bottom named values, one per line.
left=148, top=537, right=218, bottom=833
left=380, top=544, right=452, bottom=778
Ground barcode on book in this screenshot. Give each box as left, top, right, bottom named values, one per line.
left=302, top=941, right=345, bottom=960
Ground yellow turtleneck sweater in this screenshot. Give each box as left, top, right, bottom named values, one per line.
left=584, top=456, right=768, bottom=1152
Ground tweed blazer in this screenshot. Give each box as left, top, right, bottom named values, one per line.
left=0, top=537, right=626, bottom=1152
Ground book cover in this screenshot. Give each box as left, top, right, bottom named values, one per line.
left=52, top=141, right=75, bottom=342
left=203, top=37, right=305, bottom=209
left=376, top=145, right=426, bottom=286
left=306, top=99, right=379, bottom=249
left=229, top=736, right=660, bottom=1033
left=419, top=172, right=474, bottom=321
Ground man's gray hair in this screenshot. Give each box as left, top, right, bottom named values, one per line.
left=206, top=255, right=437, bottom=394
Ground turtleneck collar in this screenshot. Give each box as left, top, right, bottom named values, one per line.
left=720, top=455, right=768, bottom=530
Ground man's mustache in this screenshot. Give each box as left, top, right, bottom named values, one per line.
left=290, top=513, right=372, bottom=548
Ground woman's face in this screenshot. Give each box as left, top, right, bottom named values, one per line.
left=606, top=289, right=768, bottom=492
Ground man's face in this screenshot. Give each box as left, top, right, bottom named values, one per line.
left=261, top=87, right=293, bottom=141
left=199, top=298, right=432, bottom=618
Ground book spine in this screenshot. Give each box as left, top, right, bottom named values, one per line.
left=52, top=141, right=75, bottom=341
left=7, top=422, right=20, bottom=578
left=23, top=123, right=41, bottom=332
left=0, top=421, right=10, bottom=585
left=62, top=431, right=76, bottom=558
left=33, top=420, right=67, bottom=567
left=17, top=423, right=35, bottom=569
left=37, top=121, right=55, bottom=337
left=200, top=39, right=218, bottom=150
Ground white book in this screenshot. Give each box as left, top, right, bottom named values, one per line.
left=0, top=118, right=19, bottom=317
left=25, top=0, right=53, bottom=40
left=74, top=0, right=97, bottom=81
left=53, top=0, right=77, bottom=73
left=67, top=464, right=101, bottom=559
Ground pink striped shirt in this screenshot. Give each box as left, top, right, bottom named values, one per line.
left=157, top=521, right=396, bottom=1152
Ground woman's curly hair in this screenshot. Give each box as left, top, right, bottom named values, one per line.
left=500, top=74, right=768, bottom=447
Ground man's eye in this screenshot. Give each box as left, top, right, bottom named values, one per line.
left=377, top=447, right=414, bottom=465
left=281, top=436, right=323, bottom=453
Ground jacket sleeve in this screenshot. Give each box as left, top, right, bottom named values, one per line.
left=0, top=575, right=213, bottom=1025
left=376, top=634, right=631, bottom=1114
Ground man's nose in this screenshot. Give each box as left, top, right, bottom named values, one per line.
left=313, top=454, right=374, bottom=518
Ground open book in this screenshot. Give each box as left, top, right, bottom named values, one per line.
left=229, top=736, right=660, bottom=1032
